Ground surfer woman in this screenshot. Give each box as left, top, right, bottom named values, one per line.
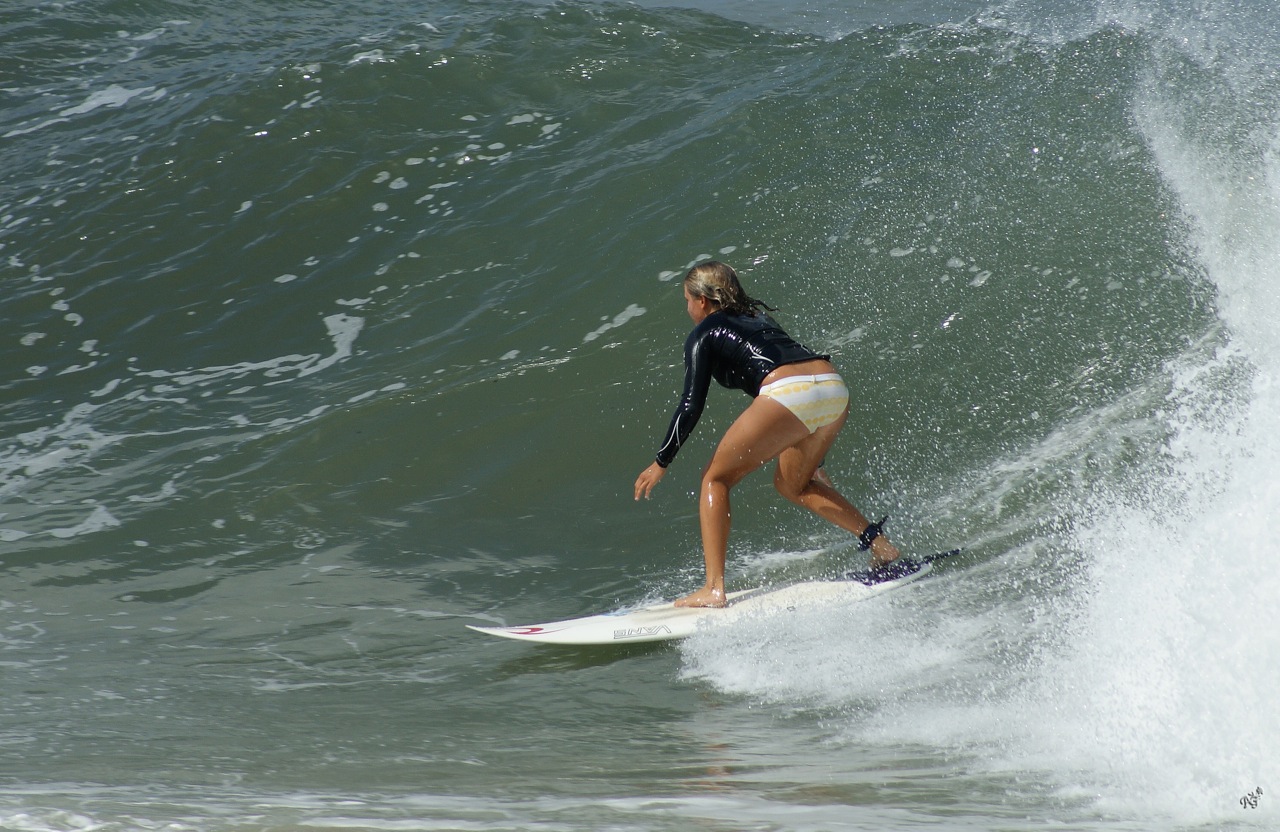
left=634, top=261, right=900, bottom=608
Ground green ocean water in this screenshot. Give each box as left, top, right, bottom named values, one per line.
left=2, top=0, right=1278, bottom=829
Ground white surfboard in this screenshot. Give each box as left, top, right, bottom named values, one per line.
left=467, top=555, right=949, bottom=646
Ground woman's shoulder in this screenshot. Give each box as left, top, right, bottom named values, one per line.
left=688, top=309, right=779, bottom=339
left=711, top=309, right=772, bottom=326
left=723, top=309, right=782, bottom=333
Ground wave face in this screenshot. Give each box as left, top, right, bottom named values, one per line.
left=1, top=0, right=1276, bottom=829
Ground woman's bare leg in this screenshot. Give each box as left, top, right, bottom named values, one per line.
left=675, top=397, right=810, bottom=608
left=773, top=410, right=901, bottom=567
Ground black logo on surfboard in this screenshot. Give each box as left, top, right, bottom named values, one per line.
left=613, top=625, right=673, bottom=640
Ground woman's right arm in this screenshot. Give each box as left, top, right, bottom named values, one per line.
left=652, top=328, right=713, bottom=469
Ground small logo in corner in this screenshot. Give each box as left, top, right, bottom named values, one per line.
left=1241, top=786, right=1263, bottom=810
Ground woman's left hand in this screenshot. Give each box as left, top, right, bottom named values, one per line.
left=634, top=462, right=666, bottom=500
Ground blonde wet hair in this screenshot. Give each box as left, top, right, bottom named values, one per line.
left=683, top=260, right=775, bottom=316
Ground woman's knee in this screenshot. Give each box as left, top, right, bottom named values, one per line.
left=701, top=465, right=739, bottom=495
left=703, top=446, right=763, bottom=492
left=773, top=466, right=810, bottom=504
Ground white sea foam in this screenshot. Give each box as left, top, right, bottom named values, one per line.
left=59, top=84, right=160, bottom=116
left=1018, top=16, right=1280, bottom=817
left=582, top=303, right=646, bottom=343
left=133, top=313, right=364, bottom=387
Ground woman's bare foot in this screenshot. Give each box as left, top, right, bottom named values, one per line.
left=674, top=585, right=727, bottom=608
left=869, top=536, right=901, bottom=569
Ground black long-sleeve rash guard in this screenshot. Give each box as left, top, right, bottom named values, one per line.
left=653, top=310, right=828, bottom=468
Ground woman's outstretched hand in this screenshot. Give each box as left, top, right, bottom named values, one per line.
left=634, top=462, right=667, bottom=500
